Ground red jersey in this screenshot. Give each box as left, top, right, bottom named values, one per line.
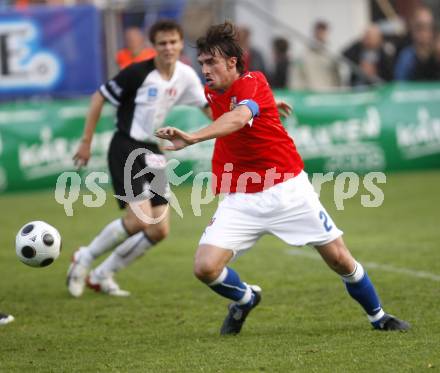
left=205, top=71, right=304, bottom=194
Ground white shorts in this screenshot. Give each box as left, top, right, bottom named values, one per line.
left=199, top=171, right=343, bottom=256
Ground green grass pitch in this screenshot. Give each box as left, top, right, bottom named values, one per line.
left=0, top=170, right=439, bottom=372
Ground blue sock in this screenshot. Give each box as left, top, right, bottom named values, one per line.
left=343, top=262, right=384, bottom=323
left=209, top=267, right=253, bottom=308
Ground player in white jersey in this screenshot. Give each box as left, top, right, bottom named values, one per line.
left=66, top=20, right=210, bottom=297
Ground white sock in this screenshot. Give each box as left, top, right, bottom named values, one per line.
left=367, top=309, right=385, bottom=323
left=93, top=232, right=155, bottom=278
left=237, top=285, right=253, bottom=305
left=87, top=219, right=129, bottom=259
left=341, top=261, right=365, bottom=283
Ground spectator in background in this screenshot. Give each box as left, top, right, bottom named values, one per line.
left=343, top=25, right=395, bottom=86
left=238, top=26, right=266, bottom=74
left=14, top=0, right=42, bottom=6
left=293, top=20, right=341, bottom=91
left=269, top=37, right=290, bottom=89
left=394, top=6, right=437, bottom=81
left=116, top=26, right=156, bottom=69
left=14, top=0, right=29, bottom=7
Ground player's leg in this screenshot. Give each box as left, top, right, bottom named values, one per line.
left=111, top=200, right=170, bottom=272
left=66, top=132, right=134, bottom=297
left=87, top=201, right=169, bottom=296
left=269, top=171, right=409, bottom=331
left=73, top=218, right=132, bottom=267
left=315, top=237, right=382, bottom=318
left=95, top=138, right=171, bottom=276
left=66, top=216, right=131, bottom=297
left=194, top=244, right=241, bottom=298
left=195, top=194, right=265, bottom=335
left=74, top=131, right=136, bottom=262
left=67, top=133, right=169, bottom=297
left=194, top=244, right=262, bottom=335
left=113, top=202, right=169, bottom=270
left=315, top=237, right=409, bottom=331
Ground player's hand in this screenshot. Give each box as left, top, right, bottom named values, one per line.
left=73, top=140, right=91, bottom=169
left=155, top=127, right=194, bottom=151
left=276, top=100, right=293, bottom=118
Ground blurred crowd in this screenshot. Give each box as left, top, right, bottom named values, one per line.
left=277, top=4, right=440, bottom=90
left=108, top=2, right=440, bottom=91
left=115, top=4, right=440, bottom=91
left=3, top=0, right=440, bottom=90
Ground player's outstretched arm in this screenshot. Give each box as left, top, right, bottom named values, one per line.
left=155, top=105, right=252, bottom=151
left=73, top=91, right=105, bottom=169
left=155, top=127, right=193, bottom=150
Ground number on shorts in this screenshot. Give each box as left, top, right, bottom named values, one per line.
left=319, top=210, right=333, bottom=232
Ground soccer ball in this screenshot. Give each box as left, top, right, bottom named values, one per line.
left=15, top=221, right=61, bottom=267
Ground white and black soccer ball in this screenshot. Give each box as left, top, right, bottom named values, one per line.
left=15, top=221, right=61, bottom=267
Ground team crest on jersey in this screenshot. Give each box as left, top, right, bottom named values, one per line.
left=166, top=87, right=177, bottom=97
left=229, top=96, right=237, bottom=111
left=147, top=87, right=158, bottom=102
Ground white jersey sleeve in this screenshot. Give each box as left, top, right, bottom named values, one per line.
left=176, top=64, right=207, bottom=108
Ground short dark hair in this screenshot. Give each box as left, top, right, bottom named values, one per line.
left=273, top=37, right=289, bottom=54
left=196, top=21, right=245, bottom=74
left=149, top=19, right=183, bottom=44
left=314, top=20, right=329, bottom=31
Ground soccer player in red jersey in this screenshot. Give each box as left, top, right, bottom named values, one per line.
left=156, top=22, right=409, bottom=335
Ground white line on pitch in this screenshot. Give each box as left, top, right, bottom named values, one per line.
left=286, top=248, right=440, bottom=282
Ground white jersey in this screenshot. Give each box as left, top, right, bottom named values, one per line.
left=100, top=60, right=207, bottom=142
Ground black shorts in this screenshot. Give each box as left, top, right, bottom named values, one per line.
left=108, top=131, right=169, bottom=209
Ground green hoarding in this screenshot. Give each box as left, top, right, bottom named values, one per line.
left=0, top=82, right=439, bottom=193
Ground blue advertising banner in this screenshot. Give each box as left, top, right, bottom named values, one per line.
left=0, top=5, right=102, bottom=98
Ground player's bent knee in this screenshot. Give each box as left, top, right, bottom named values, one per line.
left=193, top=259, right=222, bottom=283
left=193, top=244, right=233, bottom=283
left=121, top=216, right=142, bottom=235
left=144, top=224, right=169, bottom=242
